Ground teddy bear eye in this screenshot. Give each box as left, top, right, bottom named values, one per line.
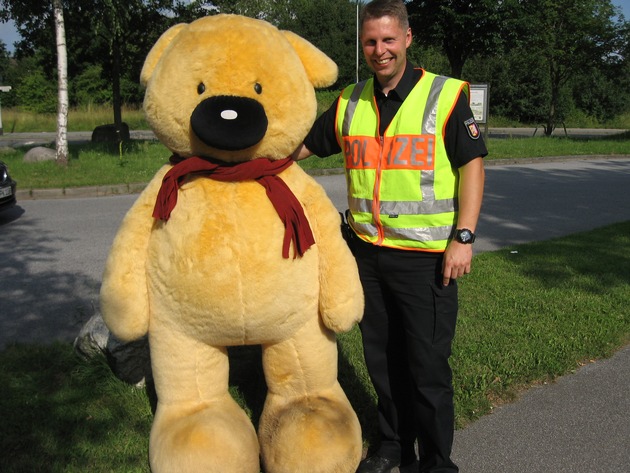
left=254, top=83, right=262, bottom=95
left=197, top=83, right=206, bottom=95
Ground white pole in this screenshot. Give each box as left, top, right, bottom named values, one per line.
left=356, top=1, right=359, bottom=83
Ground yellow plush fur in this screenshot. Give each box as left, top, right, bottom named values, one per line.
left=100, top=14, right=364, bottom=473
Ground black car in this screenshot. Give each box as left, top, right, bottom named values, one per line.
left=0, top=160, right=17, bottom=212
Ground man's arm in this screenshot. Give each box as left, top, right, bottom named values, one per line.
left=441, top=157, right=485, bottom=286
left=292, top=96, right=342, bottom=162
left=291, top=143, right=314, bottom=161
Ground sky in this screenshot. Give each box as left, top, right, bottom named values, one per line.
left=1, top=0, right=630, bottom=55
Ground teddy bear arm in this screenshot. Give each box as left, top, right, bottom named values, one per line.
left=304, top=185, right=364, bottom=333
left=100, top=167, right=168, bottom=342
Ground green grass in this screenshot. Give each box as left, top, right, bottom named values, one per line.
left=453, top=228, right=630, bottom=421
left=1, top=105, right=148, bottom=133
left=485, top=133, right=630, bottom=160
left=1, top=141, right=170, bottom=190
left=0, top=344, right=153, bottom=472
left=2, top=222, right=629, bottom=472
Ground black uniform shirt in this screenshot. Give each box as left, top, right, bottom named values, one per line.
left=304, top=62, right=488, bottom=168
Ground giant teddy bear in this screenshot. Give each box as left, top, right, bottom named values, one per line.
left=99, top=13, right=365, bottom=473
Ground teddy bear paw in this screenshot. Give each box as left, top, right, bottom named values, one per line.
left=259, top=394, right=362, bottom=473
left=149, top=400, right=260, bottom=473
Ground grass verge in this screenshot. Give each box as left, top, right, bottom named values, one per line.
left=2, top=221, right=629, bottom=472
left=1, top=132, right=630, bottom=191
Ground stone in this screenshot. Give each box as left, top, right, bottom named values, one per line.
left=74, top=311, right=152, bottom=387
left=91, top=123, right=131, bottom=143
left=23, top=146, right=57, bottom=163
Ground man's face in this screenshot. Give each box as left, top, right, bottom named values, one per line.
left=361, top=15, right=412, bottom=92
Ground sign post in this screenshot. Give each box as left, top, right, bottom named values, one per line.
left=0, top=86, right=12, bottom=136
left=469, top=84, right=489, bottom=138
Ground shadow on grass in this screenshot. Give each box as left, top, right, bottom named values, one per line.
left=0, top=338, right=376, bottom=472
left=0, top=342, right=153, bottom=473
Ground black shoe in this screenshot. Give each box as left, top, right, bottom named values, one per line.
left=356, top=455, right=399, bottom=473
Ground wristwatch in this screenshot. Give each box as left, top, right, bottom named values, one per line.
left=455, top=228, right=476, bottom=244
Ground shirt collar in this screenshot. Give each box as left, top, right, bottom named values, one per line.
left=373, top=62, right=422, bottom=102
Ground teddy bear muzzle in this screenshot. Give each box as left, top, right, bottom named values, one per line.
left=191, top=95, right=269, bottom=151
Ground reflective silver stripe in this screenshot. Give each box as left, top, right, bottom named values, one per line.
left=381, top=198, right=456, bottom=215
left=421, top=168, right=435, bottom=202
left=384, top=224, right=453, bottom=242
left=422, top=75, right=449, bottom=135
left=349, top=196, right=372, bottom=213
left=350, top=196, right=456, bottom=216
left=350, top=219, right=378, bottom=237
left=351, top=218, right=452, bottom=242
left=342, top=81, right=368, bottom=137
left=420, top=75, right=449, bottom=203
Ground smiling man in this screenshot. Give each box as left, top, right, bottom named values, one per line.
left=293, top=1, right=486, bottom=472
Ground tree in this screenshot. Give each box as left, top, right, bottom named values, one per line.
left=519, top=0, right=623, bottom=134
left=569, top=14, right=630, bottom=124
left=211, top=0, right=361, bottom=86
left=275, top=0, right=360, bottom=86
left=406, top=0, right=518, bottom=79
left=53, top=0, right=68, bottom=164
left=0, top=0, right=69, bottom=161
left=1, top=1, right=194, bottom=130
left=88, top=0, right=185, bottom=136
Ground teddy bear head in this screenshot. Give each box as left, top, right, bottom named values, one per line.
left=140, top=14, right=338, bottom=163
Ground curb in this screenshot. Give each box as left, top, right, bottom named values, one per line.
left=16, top=182, right=148, bottom=201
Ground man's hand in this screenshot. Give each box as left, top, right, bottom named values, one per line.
left=441, top=157, right=485, bottom=286
left=441, top=241, right=473, bottom=286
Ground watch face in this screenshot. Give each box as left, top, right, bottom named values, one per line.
left=457, top=229, right=474, bottom=243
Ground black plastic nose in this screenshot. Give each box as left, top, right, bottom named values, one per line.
left=191, top=95, right=268, bottom=151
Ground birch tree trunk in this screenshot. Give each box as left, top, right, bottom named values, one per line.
left=53, top=0, right=68, bottom=165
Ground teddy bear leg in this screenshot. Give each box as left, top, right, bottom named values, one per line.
left=258, top=317, right=362, bottom=473
left=148, top=337, right=260, bottom=473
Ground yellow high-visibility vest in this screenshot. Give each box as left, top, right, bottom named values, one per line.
left=335, top=70, right=469, bottom=251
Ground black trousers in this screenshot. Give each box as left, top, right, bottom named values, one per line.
left=353, top=238, right=459, bottom=473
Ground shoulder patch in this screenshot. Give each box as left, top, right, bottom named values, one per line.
left=464, top=117, right=481, bottom=140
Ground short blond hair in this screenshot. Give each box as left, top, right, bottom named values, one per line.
left=360, top=0, right=409, bottom=32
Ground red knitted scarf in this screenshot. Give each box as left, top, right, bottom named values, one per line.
left=152, top=155, right=315, bottom=259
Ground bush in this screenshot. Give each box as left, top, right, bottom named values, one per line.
left=15, top=71, right=57, bottom=114
left=71, top=65, right=112, bottom=106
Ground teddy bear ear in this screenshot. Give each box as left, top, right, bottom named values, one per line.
left=281, top=30, right=338, bottom=89
left=140, top=23, right=188, bottom=87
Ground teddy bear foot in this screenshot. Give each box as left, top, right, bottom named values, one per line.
left=149, top=399, right=260, bottom=473
left=259, top=393, right=362, bottom=473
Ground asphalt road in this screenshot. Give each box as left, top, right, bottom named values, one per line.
left=1, top=156, right=629, bottom=472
